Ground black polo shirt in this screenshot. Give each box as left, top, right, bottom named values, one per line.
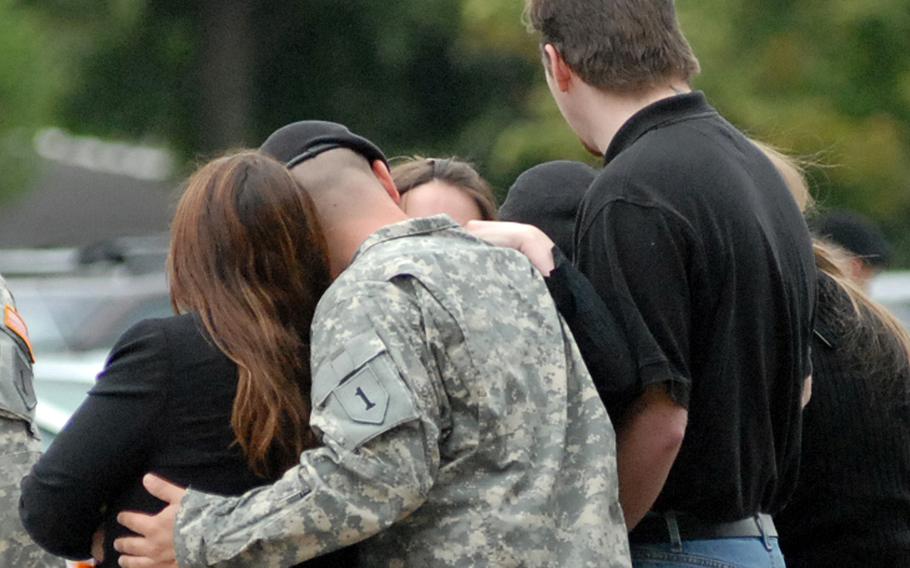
left=574, top=92, right=816, bottom=522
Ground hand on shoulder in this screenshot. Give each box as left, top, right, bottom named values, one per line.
left=464, top=220, right=556, bottom=276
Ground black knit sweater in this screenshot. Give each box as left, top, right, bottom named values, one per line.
left=776, top=273, right=910, bottom=567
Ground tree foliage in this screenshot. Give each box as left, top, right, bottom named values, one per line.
left=14, top=1, right=538, bottom=177
left=3, top=0, right=910, bottom=262
left=0, top=0, right=67, bottom=198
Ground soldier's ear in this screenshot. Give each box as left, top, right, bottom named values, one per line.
left=372, top=160, right=401, bottom=205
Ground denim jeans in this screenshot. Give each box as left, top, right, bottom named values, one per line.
left=631, top=538, right=787, bottom=568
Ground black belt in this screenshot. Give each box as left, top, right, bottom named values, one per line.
left=630, top=512, right=778, bottom=544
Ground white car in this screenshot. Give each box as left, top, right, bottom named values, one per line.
left=9, top=271, right=171, bottom=446
left=870, top=271, right=910, bottom=329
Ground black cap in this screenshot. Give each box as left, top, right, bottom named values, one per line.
left=813, top=210, right=892, bottom=268
left=499, top=161, right=597, bottom=258
left=260, top=120, right=388, bottom=169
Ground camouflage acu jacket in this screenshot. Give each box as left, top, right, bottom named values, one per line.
left=0, top=275, right=60, bottom=567
left=176, top=216, right=630, bottom=567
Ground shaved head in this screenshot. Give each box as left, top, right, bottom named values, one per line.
left=286, top=148, right=405, bottom=278
left=289, top=148, right=378, bottom=197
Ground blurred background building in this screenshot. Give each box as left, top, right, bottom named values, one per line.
left=0, top=128, right=173, bottom=248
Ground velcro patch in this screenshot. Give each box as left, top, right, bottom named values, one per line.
left=4, top=305, right=34, bottom=363
left=335, top=365, right=390, bottom=425
left=313, top=331, right=420, bottom=451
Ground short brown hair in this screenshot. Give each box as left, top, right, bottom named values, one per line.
left=391, top=156, right=498, bottom=220
left=525, top=0, right=700, bottom=93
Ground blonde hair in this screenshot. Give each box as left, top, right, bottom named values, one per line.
left=751, top=140, right=814, bottom=213
left=755, top=140, right=910, bottom=395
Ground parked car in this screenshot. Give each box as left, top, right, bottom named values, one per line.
left=1, top=237, right=171, bottom=447
left=14, top=272, right=172, bottom=446
left=870, top=271, right=910, bottom=330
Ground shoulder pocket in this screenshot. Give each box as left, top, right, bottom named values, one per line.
left=0, top=335, right=36, bottom=427
left=312, top=331, right=420, bottom=451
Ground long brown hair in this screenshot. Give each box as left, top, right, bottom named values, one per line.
left=168, top=151, right=332, bottom=476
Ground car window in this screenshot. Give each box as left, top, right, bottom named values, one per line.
left=12, top=283, right=171, bottom=353
left=12, top=294, right=90, bottom=353
left=880, top=301, right=910, bottom=331
left=870, top=272, right=910, bottom=331
left=43, top=295, right=107, bottom=348
left=88, top=295, right=174, bottom=349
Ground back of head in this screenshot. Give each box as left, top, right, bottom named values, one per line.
left=260, top=120, right=387, bottom=170
left=525, top=0, right=700, bottom=92
left=391, top=157, right=498, bottom=221
left=813, top=210, right=892, bottom=270
left=261, top=120, right=398, bottom=223
left=291, top=146, right=381, bottom=198
left=813, top=240, right=910, bottom=400
left=500, top=160, right=597, bottom=257
left=168, top=150, right=332, bottom=476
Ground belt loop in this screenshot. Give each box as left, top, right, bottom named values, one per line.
left=755, top=514, right=772, bottom=552
left=664, top=511, right=683, bottom=552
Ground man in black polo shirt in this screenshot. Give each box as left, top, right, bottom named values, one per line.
left=525, top=1, right=816, bottom=566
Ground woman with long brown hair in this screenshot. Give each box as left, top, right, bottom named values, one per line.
left=20, top=151, right=352, bottom=567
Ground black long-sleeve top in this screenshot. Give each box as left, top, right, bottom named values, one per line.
left=19, top=313, right=355, bottom=568
left=775, top=274, right=910, bottom=567
left=544, top=246, right=637, bottom=421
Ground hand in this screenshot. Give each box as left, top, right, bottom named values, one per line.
left=464, top=220, right=557, bottom=276
left=801, top=374, right=812, bottom=409
left=91, top=528, right=105, bottom=562
left=114, top=474, right=187, bottom=568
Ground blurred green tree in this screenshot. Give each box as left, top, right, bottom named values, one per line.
left=0, top=0, right=66, bottom=199
left=19, top=0, right=538, bottom=181
left=7, top=0, right=910, bottom=263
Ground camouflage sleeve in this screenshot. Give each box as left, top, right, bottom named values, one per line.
left=0, top=419, right=61, bottom=567
left=175, top=280, right=445, bottom=567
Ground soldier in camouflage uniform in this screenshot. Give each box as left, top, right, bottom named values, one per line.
left=116, top=122, right=630, bottom=568
left=0, top=275, right=59, bottom=567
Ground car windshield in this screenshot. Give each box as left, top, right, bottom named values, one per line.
left=14, top=274, right=173, bottom=445
left=9, top=274, right=173, bottom=355
left=14, top=294, right=105, bottom=352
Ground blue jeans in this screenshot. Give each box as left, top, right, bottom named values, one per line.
left=632, top=537, right=786, bottom=568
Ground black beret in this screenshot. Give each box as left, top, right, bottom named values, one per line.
left=260, top=120, right=388, bottom=169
